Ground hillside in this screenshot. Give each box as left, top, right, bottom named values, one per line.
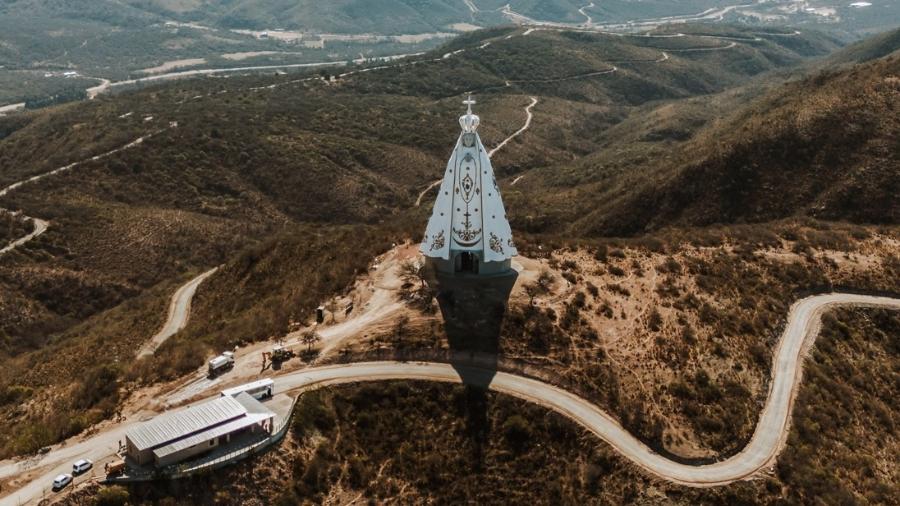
left=827, top=26, right=900, bottom=64
left=0, top=25, right=841, bottom=355
left=506, top=50, right=899, bottom=236
left=64, top=306, right=900, bottom=504
left=0, top=23, right=895, bottom=478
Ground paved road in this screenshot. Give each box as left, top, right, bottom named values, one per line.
left=87, top=53, right=424, bottom=98
left=136, top=268, right=219, bottom=358
left=2, top=293, right=897, bottom=504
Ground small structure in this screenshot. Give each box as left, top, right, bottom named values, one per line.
left=420, top=95, right=518, bottom=276
left=125, top=393, right=275, bottom=468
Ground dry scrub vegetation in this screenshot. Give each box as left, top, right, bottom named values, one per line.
left=67, top=305, right=899, bottom=505
left=339, top=221, right=899, bottom=462
left=502, top=222, right=898, bottom=459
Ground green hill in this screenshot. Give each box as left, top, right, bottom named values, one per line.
left=827, top=26, right=900, bottom=64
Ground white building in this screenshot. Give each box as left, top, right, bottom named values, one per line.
left=125, top=392, right=275, bottom=468
left=420, top=96, right=517, bottom=275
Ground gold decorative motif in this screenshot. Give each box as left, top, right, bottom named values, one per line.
left=507, top=237, right=516, bottom=249
left=430, top=230, right=445, bottom=251
left=489, top=233, right=504, bottom=254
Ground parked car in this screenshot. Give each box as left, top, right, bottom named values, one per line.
left=72, top=459, right=93, bottom=475
left=52, top=473, right=72, bottom=491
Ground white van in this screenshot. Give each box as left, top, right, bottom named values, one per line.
left=73, top=459, right=93, bottom=474
left=52, top=473, right=72, bottom=491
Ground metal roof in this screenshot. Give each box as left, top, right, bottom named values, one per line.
left=126, top=396, right=247, bottom=451
left=152, top=411, right=273, bottom=460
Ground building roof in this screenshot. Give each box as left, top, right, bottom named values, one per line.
left=126, top=396, right=247, bottom=451
left=152, top=411, right=273, bottom=461
left=420, top=95, right=518, bottom=263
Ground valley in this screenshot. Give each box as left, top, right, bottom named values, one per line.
left=1, top=0, right=898, bottom=107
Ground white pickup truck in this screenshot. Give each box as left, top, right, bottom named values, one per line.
left=208, top=351, right=235, bottom=377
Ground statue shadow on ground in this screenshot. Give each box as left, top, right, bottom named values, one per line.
left=429, top=267, right=518, bottom=467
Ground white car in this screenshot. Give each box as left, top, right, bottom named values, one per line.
left=73, top=459, right=93, bottom=474
left=52, top=473, right=72, bottom=491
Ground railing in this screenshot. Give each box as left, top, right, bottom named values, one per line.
left=107, top=395, right=299, bottom=483
left=164, top=395, right=299, bottom=478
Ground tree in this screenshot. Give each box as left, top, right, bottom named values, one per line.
left=398, top=260, right=435, bottom=312
left=301, top=330, right=322, bottom=351
left=524, top=269, right=555, bottom=306
left=394, top=315, right=410, bottom=346
left=399, top=260, right=426, bottom=288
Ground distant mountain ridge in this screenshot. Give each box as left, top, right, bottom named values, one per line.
left=547, top=52, right=900, bottom=236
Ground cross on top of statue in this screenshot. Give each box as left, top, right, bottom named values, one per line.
left=463, top=95, right=476, bottom=114
left=459, top=94, right=480, bottom=133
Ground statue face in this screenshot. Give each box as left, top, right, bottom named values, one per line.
left=462, top=133, right=476, bottom=147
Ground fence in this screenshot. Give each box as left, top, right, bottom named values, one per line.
left=108, top=396, right=299, bottom=483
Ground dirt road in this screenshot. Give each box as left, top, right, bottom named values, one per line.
left=488, top=96, right=538, bottom=158
left=0, top=127, right=174, bottom=258
left=136, top=268, right=218, bottom=358
left=2, top=292, right=897, bottom=504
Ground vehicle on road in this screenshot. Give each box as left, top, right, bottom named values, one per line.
left=72, top=459, right=93, bottom=474
left=52, top=473, right=72, bottom=491
left=105, top=459, right=126, bottom=477
left=221, top=378, right=275, bottom=400
left=208, top=351, right=235, bottom=377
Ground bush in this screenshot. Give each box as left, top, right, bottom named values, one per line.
left=94, top=485, right=130, bottom=506
left=502, top=414, right=532, bottom=451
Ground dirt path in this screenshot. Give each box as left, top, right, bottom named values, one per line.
left=0, top=126, right=175, bottom=258
left=2, top=292, right=897, bottom=504
left=488, top=96, right=538, bottom=158
left=578, top=2, right=595, bottom=25
left=136, top=268, right=219, bottom=358
left=162, top=245, right=413, bottom=406
left=415, top=180, right=442, bottom=207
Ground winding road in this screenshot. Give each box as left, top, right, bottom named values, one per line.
left=1, top=292, right=897, bottom=504
left=136, top=268, right=219, bottom=358
left=487, top=96, right=538, bottom=158
left=0, top=127, right=174, bottom=258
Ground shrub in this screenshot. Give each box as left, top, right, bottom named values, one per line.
left=502, top=414, right=532, bottom=451
left=94, top=485, right=130, bottom=506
